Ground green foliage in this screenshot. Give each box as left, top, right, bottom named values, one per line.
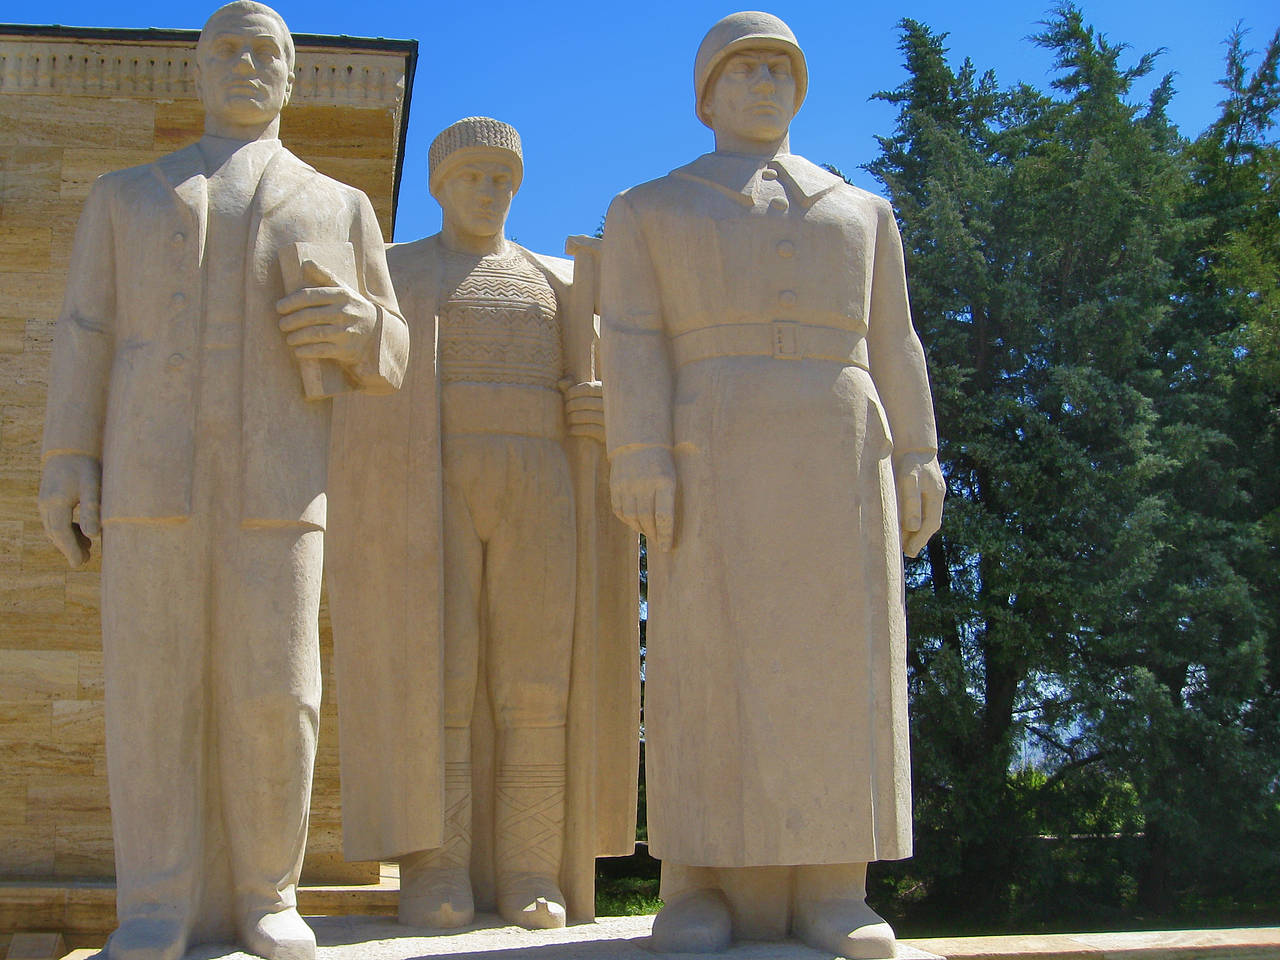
left=866, top=5, right=1280, bottom=923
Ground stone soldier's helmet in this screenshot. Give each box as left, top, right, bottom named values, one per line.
left=428, top=116, right=524, bottom=197
left=694, top=11, right=808, bottom=128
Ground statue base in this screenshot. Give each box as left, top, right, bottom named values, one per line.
left=124, top=914, right=943, bottom=960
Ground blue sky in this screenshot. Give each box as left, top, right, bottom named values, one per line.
left=9, top=0, right=1278, bottom=252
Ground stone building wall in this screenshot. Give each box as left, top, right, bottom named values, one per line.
left=0, top=25, right=415, bottom=888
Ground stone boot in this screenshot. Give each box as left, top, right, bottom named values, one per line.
left=106, top=916, right=189, bottom=960
left=494, top=726, right=567, bottom=929
left=650, top=888, right=733, bottom=953
left=399, top=730, right=474, bottom=928
left=792, top=862, right=897, bottom=960
left=238, top=906, right=316, bottom=960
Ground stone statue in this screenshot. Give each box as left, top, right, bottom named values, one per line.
left=36, top=4, right=408, bottom=959
left=325, top=117, right=639, bottom=930
left=599, top=11, right=945, bottom=958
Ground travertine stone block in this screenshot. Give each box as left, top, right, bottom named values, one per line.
left=0, top=97, right=154, bottom=148
left=0, top=274, right=62, bottom=324
left=0, top=519, right=21, bottom=562
left=4, top=931, right=65, bottom=960
left=59, top=149, right=166, bottom=199
left=2, top=405, right=43, bottom=448
left=26, top=776, right=110, bottom=824
left=51, top=701, right=104, bottom=745
left=75, top=652, right=103, bottom=699
left=0, top=703, right=53, bottom=742
left=0, top=226, right=52, bottom=273
left=0, top=826, right=56, bottom=877
left=0, top=146, right=61, bottom=201
left=0, top=651, right=78, bottom=700
left=53, top=825, right=115, bottom=877
left=0, top=320, right=23, bottom=355
left=0, top=570, right=62, bottom=613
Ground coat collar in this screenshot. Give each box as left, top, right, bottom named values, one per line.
left=671, top=151, right=843, bottom=209
left=152, top=140, right=312, bottom=218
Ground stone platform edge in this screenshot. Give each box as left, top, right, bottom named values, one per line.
left=1, top=883, right=1278, bottom=960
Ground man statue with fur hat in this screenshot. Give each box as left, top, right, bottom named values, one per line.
left=37, top=3, right=408, bottom=959
left=326, top=117, right=639, bottom=931
left=599, top=11, right=945, bottom=957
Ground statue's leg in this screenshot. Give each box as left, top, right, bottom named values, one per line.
left=215, top=525, right=323, bottom=960
left=792, top=862, right=897, bottom=959
left=486, top=437, right=574, bottom=930
left=651, top=862, right=731, bottom=953
left=399, top=466, right=482, bottom=928
left=718, top=865, right=792, bottom=940
left=101, top=523, right=205, bottom=960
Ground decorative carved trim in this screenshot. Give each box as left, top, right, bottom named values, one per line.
left=0, top=39, right=405, bottom=108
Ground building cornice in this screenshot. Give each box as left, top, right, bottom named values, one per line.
left=0, top=27, right=415, bottom=109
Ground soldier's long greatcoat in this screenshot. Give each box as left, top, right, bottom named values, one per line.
left=600, top=152, right=938, bottom=868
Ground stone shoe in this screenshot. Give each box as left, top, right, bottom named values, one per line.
left=238, top=907, right=317, bottom=960
left=497, top=872, right=567, bottom=930
left=398, top=863, right=475, bottom=928
left=106, top=916, right=188, bottom=960
left=792, top=896, right=897, bottom=960
left=649, top=888, right=732, bottom=953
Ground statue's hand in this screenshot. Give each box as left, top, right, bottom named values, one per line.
left=277, top=260, right=379, bottom=368
left=609, top=446, right=676, bottom=551
left=562, top=380, right=605, bottom=445
left=895, top=452, right=944, bottom=558
left=38, top=453, right=101, bottom=568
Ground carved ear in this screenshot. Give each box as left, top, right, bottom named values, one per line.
left=282, top=68, right=294, bottom=109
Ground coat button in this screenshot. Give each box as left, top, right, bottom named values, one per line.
left=769, top=197, right=789, bottom=214
left=779, top=289, right=797, bottom=306
left=171, top=292, right=186, bottom=307
left=167, top=353, right=184, bottom=368
left=172, top=231, right=185, bottom=245
left=776, top=239, right=795, bottom=258
left=761, top=167, right=779, bottom=181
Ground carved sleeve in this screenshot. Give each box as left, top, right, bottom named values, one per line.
left=866, top=197, right=938, bottom=462
left=348, top=190, right=410, bottom=394
left=599, top=192, right=674, bottom=458
left=42, top=176, right=117, bottom=464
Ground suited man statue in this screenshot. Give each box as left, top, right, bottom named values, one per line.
left=600, top=10, right=944, bottom=958
left=37, top=4, right=407, bottom=960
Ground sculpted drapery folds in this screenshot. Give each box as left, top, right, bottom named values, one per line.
left=599, top=11, right=944, bottom=958
left=326, top=117, right=639, bottom=932
left=37, top=4, right=408, bottom=960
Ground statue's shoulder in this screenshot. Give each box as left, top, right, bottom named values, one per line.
left=94, top=143, right=199, bottom=200
left=515, top=243, right=574, bottom=288
left=274, top=147, right=362, bottom=203
left=385, top=234, right=444, bottom=290
left=612, top=167, right=695, bottom=213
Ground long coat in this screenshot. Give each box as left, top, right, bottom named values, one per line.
left=600, top=152, right=938, bottom=867
left=326, top=235, right=639, bottom=920
left=41, top=142, right=407, bottom=527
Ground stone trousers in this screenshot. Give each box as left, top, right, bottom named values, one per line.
left=100, top=518, right=323, bottom=939
left=99, top=348, right=323, bottom=939
left=440, top=432, right=574, bottom=730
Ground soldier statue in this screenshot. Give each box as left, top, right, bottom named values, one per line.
left=600, top=11, right=945, bottom=957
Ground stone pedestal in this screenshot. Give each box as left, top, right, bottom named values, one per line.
left=116, top=915, right=943, bottom=960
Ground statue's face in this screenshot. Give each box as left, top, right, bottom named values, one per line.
left=195, top=11, right=294, bottom=129
left=437, top=158, right=517, bottom=240
left=705, top=48, right=796, bottom=143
